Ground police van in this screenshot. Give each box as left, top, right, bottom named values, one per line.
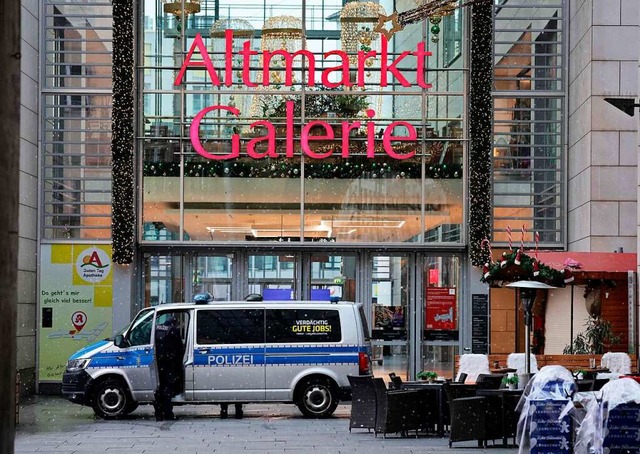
left=62, top=299, right=372, bottom=419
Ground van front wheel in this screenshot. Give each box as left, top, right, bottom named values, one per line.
left=295, top=377, right=338, bottom=418
left=92, top=378, right=131, bottom=419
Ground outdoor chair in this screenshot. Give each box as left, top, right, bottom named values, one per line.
left=388, top=373, right=404, bottom=390
left=454, top=372, right=468, bottom=383
left=507, top=353, right=539, bottom=375
left=601, top=352, right=632, bottom=375
left=372, top=377, right=422, bottom=438
left=515, top=366, right=577, bottom=451
left=476, top=373, right=504, bottom=390
left=443, top=382, right=493, bottom=448
left=347, top=375, right=377, bottom=432
left=602, top=402, right=640, bottom=452
left=575, top=378, right=640, bottom=453
left=458, top=354, right=490, bottom=383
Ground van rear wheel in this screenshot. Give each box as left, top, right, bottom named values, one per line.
left=92, top=378, right=132, bottom=419
left=296, top=377, right=338, bottom=418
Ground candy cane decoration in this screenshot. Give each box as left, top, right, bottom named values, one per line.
left=480, top=238, right=493, bottom=263
left=506, top=225, right=512, bottom=251
left=533, top=231, right=540, bottom=276
left=514, top=225, right=525, bottom=265
left=481, top=238, right=493, bottom=279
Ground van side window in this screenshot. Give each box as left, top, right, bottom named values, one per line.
left=196, top=309, right=264, bottom=345
left=266, top=309, right=342, bottom=343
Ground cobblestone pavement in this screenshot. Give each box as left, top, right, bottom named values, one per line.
left=15, top=396, right=519, bottom=453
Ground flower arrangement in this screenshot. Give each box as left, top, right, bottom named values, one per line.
left=417, top=371, right=438, bottom=381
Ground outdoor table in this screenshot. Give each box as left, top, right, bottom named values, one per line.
left=401, top=381, right=475, bottom=437
left=491, top=367, right=517, bottom=374
left=576, top=368, right=609, bottom=380
left=475, top=388, right=523, bottom=447
left=401, top=381, right=446, bottom=436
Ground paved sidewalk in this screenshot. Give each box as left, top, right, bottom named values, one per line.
left=15, top=396, right=519, bottom=453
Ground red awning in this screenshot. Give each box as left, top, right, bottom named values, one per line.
left=533, top=251, right=636, bottom=274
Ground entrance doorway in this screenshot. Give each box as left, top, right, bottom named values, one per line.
left=141, top=249, right=463, bottom=380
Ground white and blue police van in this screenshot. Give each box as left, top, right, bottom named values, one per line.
left=62, top=297, right=372, bottom=419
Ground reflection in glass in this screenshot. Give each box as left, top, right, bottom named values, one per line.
left=371, top=255, right=409, bottom=380
left=143, top=254, right=183, bottom=306
left=248, top=254, right=298, bottom=300
left=192, top=254, right=233, bottom=301
left=309, top=254, right=356, bottom=301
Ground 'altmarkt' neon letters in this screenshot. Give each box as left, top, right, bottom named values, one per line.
left=176, top=31, right=433, bottom=161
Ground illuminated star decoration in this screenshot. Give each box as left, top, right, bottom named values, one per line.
left=375, top=0, right=492, bottom=40
left=373, top=12, right=403, bottom=41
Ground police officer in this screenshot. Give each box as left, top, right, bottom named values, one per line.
left=154, top=315, right=184, bottom=421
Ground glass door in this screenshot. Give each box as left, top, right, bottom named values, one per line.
left=188, top=254, right=234, bottom=302
left=247, top=253, right=299, bottom=300
left=369, top=254, right=412, bottom=381
left=305, top=253, right=357, bottom=302
left=142, top=253, right=184, bottom=307
left=421, top=255, right=462, bottom=381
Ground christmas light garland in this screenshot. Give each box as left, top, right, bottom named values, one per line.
left=111, top=0, right=135, bottom=264
left=468, top=1, right=492, bottom=266
left=143, top=159, right=462, bottom=180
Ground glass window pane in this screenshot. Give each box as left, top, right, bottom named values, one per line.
left=196, top=309, right=264, bottom=344
left=266, top=309, right=342, bottom=343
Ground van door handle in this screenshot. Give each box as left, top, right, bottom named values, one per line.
left=198, top=348, right=209, bottom=354
left=116, top=356, right=125, bottom=361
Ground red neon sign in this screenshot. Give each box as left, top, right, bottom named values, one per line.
left=175, top=31, right=433, bottom=161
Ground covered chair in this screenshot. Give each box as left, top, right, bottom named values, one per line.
left=507, top=353, right=539, bottom=375
left=458, top=354, right=490, bottom=383
left=515, top=366, right=577, bottom=454
left=601, top=352, right=632, bottom=375
left=347, top=375, right=377, bottom=432
left=575, top=377, right=640, bottom=453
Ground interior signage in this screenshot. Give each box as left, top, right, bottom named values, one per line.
left=174, top=31, right=433, bottom=161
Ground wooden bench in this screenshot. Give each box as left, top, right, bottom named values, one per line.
left=455, top=354, right=638, bottom=373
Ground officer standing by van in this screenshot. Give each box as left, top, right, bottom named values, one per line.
left=154, top=315, right=184, bottom=421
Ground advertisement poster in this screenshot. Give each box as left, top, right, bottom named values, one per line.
left=38, top=244, right=113, bottom=381
left=425, top=287, right=456, bottom=330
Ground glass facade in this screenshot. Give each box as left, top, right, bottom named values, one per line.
left=37, top=0, right=568, bottom=382
left=43, top=1, right=114, bottom=239
left=139, top=0, right=465, bottom=244
left=492, top=0, right=565, bottom=246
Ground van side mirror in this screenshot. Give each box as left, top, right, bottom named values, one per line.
left=114, top=334, right=126, bottom=348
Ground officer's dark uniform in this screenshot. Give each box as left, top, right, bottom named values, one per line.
left=154, top=317, right=184, bottom=421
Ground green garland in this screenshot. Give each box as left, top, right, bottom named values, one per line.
left=111, top=0, right=135, bottom=264
left=143, top=159, right=462, bottom=179
left=468, top=1, right=493, bottom=266
left=480, top=250, right=567, bottom=288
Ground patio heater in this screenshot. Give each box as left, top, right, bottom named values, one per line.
left=506, top=280, right=556, bottom=375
